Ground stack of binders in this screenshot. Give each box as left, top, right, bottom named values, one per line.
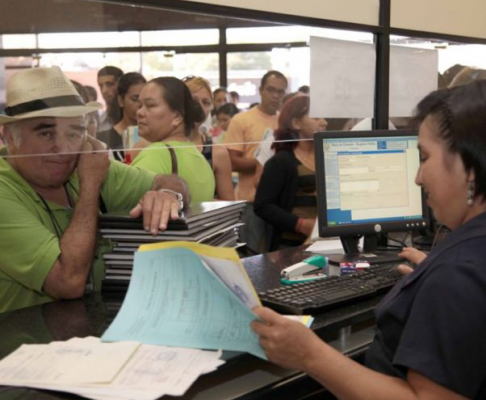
left=99, top=201, right=246, bottom=292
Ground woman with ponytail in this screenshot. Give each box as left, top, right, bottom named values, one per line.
left=131, top=77, right=215, bottom=204
left=254, top=95, right=327, bottom=250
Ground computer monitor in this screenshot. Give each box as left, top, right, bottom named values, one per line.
left=314, top=129, right=429, bottom=264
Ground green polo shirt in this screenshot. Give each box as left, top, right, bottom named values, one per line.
left=132, top=141, right=215, bottom=204
left=0, top=158, right=155, bottom=313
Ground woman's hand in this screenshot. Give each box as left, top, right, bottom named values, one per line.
left=296, top=218, right=315, bottom=237
left=397, top=247, right=428, bottom=276
left=251, top=306, right=324, bottom=371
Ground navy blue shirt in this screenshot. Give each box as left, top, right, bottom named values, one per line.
left=366, top=212, right=486, bottom=399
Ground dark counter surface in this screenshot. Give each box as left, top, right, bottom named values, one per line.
left=0, top=246, right=382, bottom=400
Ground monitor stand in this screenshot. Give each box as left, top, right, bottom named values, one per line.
left=327, top=234, right=403, bottom=265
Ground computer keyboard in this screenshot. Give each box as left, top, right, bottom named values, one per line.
left=258, top=263, right=402, bottom=315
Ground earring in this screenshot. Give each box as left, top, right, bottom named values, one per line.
left=467, top=181, right=475, bottom=206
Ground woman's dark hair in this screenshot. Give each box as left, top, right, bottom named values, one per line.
left=117, top=72, right=146, bottom=98
left=84, top=85, right=98, bottom=102
left=70, top=80, right=90, bottom=103
left=413, top=79, right=486, bottom=200
left=272, top=95, right=309, bottom=153
left=150, top=76, right=204, bottom=137
left=215, top=103, right=239, bottom=118
left=116, top=72, right=146, bottom=121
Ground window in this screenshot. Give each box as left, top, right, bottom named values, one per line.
left=141, top=29, right=219, bottom=46
left=142, top=52, right=219, bottom=83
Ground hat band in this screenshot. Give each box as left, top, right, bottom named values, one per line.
left=4, top=95, right=85, bottom=117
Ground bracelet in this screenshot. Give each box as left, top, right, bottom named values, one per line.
left=159, top=189, right=184, bottom=210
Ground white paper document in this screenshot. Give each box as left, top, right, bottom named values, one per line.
left=0, top=337, right=224, bottom=400
left=306, top=239, right=344, bottom=255
left=0, top=339, right=140, bottom=385
left=390, top=45, right=439, bottom=117
left=307, top=237, right=364, bottom=255
left=310, top=36, right=376, bottom=118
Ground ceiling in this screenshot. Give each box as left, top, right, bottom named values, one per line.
left=0, top=0, right=275, bottom=34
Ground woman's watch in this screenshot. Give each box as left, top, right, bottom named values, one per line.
left=159, top=189, right=184, bottom=210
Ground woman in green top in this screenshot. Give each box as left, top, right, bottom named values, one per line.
left=132, top=77, right=216, bottom=204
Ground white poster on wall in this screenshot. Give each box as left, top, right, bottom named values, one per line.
left=390, top=45, right=438, bottom=117
left=310, top=36, right=376, bottom=118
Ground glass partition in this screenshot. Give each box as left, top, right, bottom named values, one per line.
left=1, top=0, right=484, bottom=133
left=389, top=35, right=486, bottom=127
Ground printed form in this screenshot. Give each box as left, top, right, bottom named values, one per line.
left=102, top=243, right=265, bottom=359
left=0, top=337, right=223, bottom=400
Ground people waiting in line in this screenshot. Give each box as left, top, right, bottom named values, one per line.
left=254, top=91, right=301, bottom=177
left=441, top=63, right=466, bottom=87
left=180, top=76, right=213, bottom=137
left=130, top=76, right=215, bottom=205
left=97, top=65, right=124, bottom=132
left=70, top=80, right=99, bottom=138
left=211, top=87, right=229, bottom=132
left=0, top=66, right=190, bottom=313
left=223, top=70, right=288, bottom=253
left=211, top=103, right=240, bottom=143
left=229, top=90, right=240, bottom=107
left=84, top=85, right=98, bottom=103
left=297, top=84, right=310, bottom=94
left=183, top=76, right=235, bottom=201
left=98, top=72, right=146, bottom=161
left=448, top=66, right=486, bottom=87
left=254, top=95, right=327, bottom=250
left=252, top=80, right=486, bottom=400
left=212, top=87, right=229, bottom=112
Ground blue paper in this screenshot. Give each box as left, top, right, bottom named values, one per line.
left=102, top=248, right=265, bottom=359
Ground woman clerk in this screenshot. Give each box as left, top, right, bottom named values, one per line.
left=252, top=80, right=486, bottom=400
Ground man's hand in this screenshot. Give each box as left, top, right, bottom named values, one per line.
left=129, top=190, right=181, bottom=235
left=43, top=137, right=110, bottom=299
left=77, top=136, right=110, bottom=190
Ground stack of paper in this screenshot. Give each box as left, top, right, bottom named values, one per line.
left=0, top=336, right=224, bottom=400
left=101, top=242, right=267, bottom=359
left=99, top=201, right=246, bottom=291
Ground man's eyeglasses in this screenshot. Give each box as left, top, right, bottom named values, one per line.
left=264, top=86, right=286, bottom=96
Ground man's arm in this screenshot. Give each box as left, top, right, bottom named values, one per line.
left=228, top=149, right=257, bottom=173
left=224, top=114, right=256, bottom=174
left=43, top=138, right=110, bottom=299
left=129, top=173, right=191, bottom=235
left=151, top=173, right=190, bottom=207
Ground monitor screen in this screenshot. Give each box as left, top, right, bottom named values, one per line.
left=314, top=129, right=429, bottom=263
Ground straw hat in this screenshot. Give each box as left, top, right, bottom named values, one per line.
left=0, top=66, right=102, bottom=126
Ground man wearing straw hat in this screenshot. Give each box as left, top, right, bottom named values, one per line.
left=0, top=66, right=190, bottom=313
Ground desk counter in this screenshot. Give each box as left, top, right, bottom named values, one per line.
left=0, top=246, right=379, bottom=400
